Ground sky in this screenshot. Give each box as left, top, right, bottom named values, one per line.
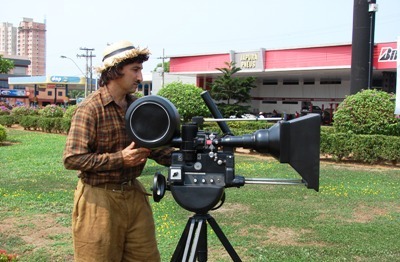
left=2, top=0, right=400, bottom=77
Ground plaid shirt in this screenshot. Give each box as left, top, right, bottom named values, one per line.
left=63, top=86, right=174, bottom=185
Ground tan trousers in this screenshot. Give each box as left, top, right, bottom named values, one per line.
left=72, top=179, right=161, bottom=262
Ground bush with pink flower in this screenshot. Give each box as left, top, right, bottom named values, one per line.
left=38, top=104, right=65, bottom=118
left=0, top=105, right=10, bottom=115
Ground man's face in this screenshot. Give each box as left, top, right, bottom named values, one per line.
left=115, top=62, right=144, bottom=94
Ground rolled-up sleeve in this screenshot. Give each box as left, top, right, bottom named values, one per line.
left=63, top=105, right=124, bottom=172
left=149, top=147, right=175, bottom=166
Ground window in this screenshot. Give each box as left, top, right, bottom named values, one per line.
left=304, top=79, right=315, bottom=85
left=283, top=80, right=299, bottom=85
left=262, top=79, right=278, bottom=85
left=48, top=91, right=52, bottom=96
left=320, top=78, right=341, bottom=84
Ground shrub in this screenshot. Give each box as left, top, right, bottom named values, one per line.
left=0, top=115, right=14, bottom=127
left=60, top=117, right=72, bottom=133
left=333, top=89, right=399, bottom=136
left=0, top=105, right=11, bottom=115
left=63, top=105, right=78, bottom=119
left=0, top=124, right=7, bottom=143
left=157, top=82, right=210, bottom=122
left=39, top=104, right=65, bottom=118
left=11, top=106, right=38, bottom=123
left=19, top=116, right=39, bottom=130
left=38, top=117, right=55, bottom=132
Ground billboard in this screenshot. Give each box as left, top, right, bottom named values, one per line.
left=0, top=89, right=27, bottom=97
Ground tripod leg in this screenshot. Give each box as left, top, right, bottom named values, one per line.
left=196, top=219, right=207, bottom=262
left=207, top=215, right=242, bottom=262
left=171, top=218, right=193, bottom=262
left=183, top=219, right=197, bottom=261
left=188, top=219, right=204, bottom=261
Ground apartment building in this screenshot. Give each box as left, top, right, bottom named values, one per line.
left=18, top=18, right=46, bottom=76
left=0, top=18, right=46, bottom=76
left=0, top=22, right=17, bottom=55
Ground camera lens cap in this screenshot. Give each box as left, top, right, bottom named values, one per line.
left=125, top=95, right=180, bottom=148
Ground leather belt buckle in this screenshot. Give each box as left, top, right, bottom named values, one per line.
left=115, top=180, right=132, bottom=192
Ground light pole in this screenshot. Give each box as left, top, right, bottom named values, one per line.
left=60, top=55, right=88, bottom=97
left=368, top=0, right=378, bottom=89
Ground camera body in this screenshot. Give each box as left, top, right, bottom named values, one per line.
left=125, top=91, right=320, bottom=214
left=167, top=124, right=242, bottom=213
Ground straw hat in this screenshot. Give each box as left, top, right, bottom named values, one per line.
left=96, top=40, right=150, bottom=73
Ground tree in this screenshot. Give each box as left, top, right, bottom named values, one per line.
left=68, top=90, right=85, bottom=99
left=0, top=55, right=14, bottom=74
left=210, top=61, right=256, bottom=117
left=154, top=61, right=170, bottom=73
left=157, top=81, right=209, bottom=122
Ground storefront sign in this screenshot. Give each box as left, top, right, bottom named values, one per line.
left=49, top=76, right=81, bottom=83
left=378, top=47, right=397, bottom=62
left=234, top=49, right=265, bottom=71
left=0, top=89, right=26, bottom=97
left=240, top=53, right=258, bottom=68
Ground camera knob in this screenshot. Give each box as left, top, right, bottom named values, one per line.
left=217, top=159, right=223, bottom=165
left=210, top=178, right=215, bottom=183
left=193, top=178, right=198, bottom=183
left=202, top=178, right=206, bottom=183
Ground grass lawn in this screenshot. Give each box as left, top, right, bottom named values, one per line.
left=1, top=127, right=399, bottom=261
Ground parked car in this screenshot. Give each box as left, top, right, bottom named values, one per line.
left=301, top=105, right=323, bottom=116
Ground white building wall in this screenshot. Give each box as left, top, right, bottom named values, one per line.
left=252, top=77, right=351, bottom=115
left=151, top=72, right=197, bottom=95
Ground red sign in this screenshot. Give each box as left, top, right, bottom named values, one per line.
left=375, top=42, right=397, bottom=70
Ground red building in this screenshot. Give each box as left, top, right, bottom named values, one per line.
left=168, top=41, right=397, bottom=118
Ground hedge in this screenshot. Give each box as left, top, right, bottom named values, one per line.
left=2, top=114, right=399, bottom=165
left=19, top=116, right=70, bottom=133
left=321, top=130, right=400, bottom=165
left=0, top=124, right=7, bottom=142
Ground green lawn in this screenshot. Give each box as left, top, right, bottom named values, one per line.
left=0, top=128, right=399, bottom=261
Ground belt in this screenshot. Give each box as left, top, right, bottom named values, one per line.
left=90, top=180, right=137, bottom=192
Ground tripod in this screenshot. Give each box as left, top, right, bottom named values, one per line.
left=171, top=213, right=242, bottom=262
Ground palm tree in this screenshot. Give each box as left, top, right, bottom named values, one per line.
left=210, top=61, right=256, bottom=117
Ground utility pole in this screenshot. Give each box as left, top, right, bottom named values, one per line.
left=350, top=0, right=378, bottom=94
left=157, top=48, right=167, bottom=88
left=77, top=47, right=96, bottom=97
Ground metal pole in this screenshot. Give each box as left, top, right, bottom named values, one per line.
left=60, top=55, right=87, bottom=98
left=368, top=0, right=378, bottom=89
left=78, top=48, right=95, bottom=97
left=162, top=48, right=165, bottom=88
left=89, top=50, right=93, bottom=92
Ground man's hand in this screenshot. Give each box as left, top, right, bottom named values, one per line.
left=122, top=142, right=151, bottom=167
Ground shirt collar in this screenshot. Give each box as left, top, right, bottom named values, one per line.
left=99, top=86, right=137, bottom=107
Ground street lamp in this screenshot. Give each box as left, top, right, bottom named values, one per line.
left=60, top=55, right=88, bottom=97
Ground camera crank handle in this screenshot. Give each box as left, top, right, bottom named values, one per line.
left=152, top=172, right=167, bottom=202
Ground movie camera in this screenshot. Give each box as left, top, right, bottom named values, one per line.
left=125, top=91, right=320, bottom=261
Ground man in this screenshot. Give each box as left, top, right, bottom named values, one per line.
left=63, top=40, right=173, bottom=261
